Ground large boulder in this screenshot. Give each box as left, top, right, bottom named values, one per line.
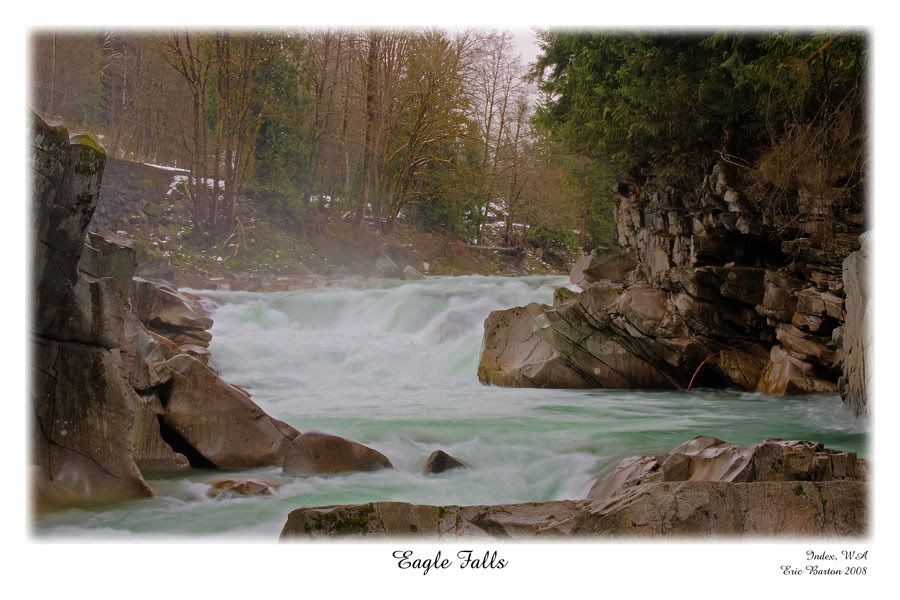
left=569, top=249, right=637, bottom=289
left=587, top=436, right=863, bottom=501
left=841, top=232, right=870, bottom=418
left=401, top=265, right=425, bottom=280
left=131, top=278, right=213, bottom=337
left=579, top=480, right=866, bottom=537
left=374, top=255, right=402, bottom=278
left=280, top=480, right=866, bottom=539
left=282, top=431, right=393, bottom=476
left=131, top=392, right=190, bottom=473
left=160, top=354, right=300, bottom=468
left=477, top=303, right=592, bottom=387
left=757, top=345, right=838, bottom=395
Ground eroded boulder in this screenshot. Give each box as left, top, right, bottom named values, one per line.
left=161, top=354, right=300, bottom=468
left=402, top=265, right=425, bottom=280
left=131, top=277, right=213, bottom=338
left=206, top=478, right=282, bottom=499
left=570, top=249, right=637, bottom=289
left=477, top=303, right=592, bottom=387
left=375, top=255, right=402, bottom=278
left=131, top=392, right=190, bottom=473
left=587, top=436, right=863, bottom=502
left=423, top=450, right=467, bottom=474
left=282, top=431, right=392, bottom=476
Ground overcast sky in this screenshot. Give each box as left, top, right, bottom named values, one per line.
left=510, top=28, right=541, bottom=66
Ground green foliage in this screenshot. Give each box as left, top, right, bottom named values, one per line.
left=251, top=37, right=315, bottom=208
left=410, top=120, right=484, bottom=239
left=532, top=32, right=866, bottom=185
left=528, top=224, right=579, bottom=260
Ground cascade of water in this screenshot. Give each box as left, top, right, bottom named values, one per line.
left=35, top=276, right=866, bottom=538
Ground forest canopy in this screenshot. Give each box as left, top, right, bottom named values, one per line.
left=30, top=30, right=867, bottom=257
left=531, top=31, right=867, bottom=191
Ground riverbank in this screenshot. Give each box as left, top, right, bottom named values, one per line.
left=91, top=157, right=573, bottom=289
left=34, top=275, right=867, bottom=538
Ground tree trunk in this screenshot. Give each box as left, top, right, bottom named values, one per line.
left=355, top=33, right=379, bottom=228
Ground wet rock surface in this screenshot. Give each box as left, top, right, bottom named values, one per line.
left=31, top=113, right=376, bottom=510
left=423, top=450, right=467, bottom=474
left=478, top=160, right=867, bottom=398
left=587, top=436, right=864, bottom=501
left=206, top=478, right=282, bottom=499
left=281, top=480, right=865, bottom=539
left=282, top=432, right=393, bottom=476
left=281, top=436, right=867, bottom=539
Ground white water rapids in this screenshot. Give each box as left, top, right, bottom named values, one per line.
left=35, top=275, right=867, bottom=538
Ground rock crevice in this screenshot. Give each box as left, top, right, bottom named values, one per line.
left=478, top=160, right=868, bottom=415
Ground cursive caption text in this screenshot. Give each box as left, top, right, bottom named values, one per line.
left=780, top=549, right=869, bottom=576
left=392, top=550, right=508, bottom=574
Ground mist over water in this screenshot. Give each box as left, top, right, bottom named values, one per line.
left=35, top=275, right=867, bottom=538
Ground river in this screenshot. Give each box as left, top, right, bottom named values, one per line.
left=34, top=275, right=867, bottom=538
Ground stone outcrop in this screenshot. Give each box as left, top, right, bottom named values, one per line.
left=206, top=478, right=282, bottom=499
left=570, top=248, right=637, bottom=289
left=587, top=436, right=864, bottom=501
left=281, top=436, right=866, bottom=539
left=423, top=450, right=466, bottom=474
left=282, top=432, right=393, bottom=476
left=840, top=232, right=870, bottom=418
left=402, top=265, right=425, bottom=280
left=478, top=160, right=866, bottom=395
left=374, top=255, right=402, bottom=278
left=31, top=114, right=312, bottom=510
left=280, top=480, right=865, bottom=539
left=32, top=114, right=153, bottom=510
left=160, top=354, right=300, bottom=468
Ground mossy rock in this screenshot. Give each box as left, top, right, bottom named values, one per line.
left=554, top=286, right=579, bottom=306
left=69, top=133, right=106, bottom=155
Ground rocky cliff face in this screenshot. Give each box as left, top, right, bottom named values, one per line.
left=30, top=114, right=301, bottom=510
left=31, top=113, right=398, bottom=511
left=478, top=160, right=868, bottom=415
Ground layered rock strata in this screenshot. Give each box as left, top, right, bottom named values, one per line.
left=478, top=161, right=868, bottom=413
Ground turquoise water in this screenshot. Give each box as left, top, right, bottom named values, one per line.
left=34, top=275, right=867, bottom=539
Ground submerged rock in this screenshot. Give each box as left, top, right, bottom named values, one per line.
left=281, top=436, right=866, bottom=539
left=282, top=431, right=393, bottom=476
left=423, top=450, right=466, bottom=474
left=206, top=478, right=282, bottom=499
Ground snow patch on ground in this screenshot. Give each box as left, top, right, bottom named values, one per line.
left=144, top=162, right=190, bottom=173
